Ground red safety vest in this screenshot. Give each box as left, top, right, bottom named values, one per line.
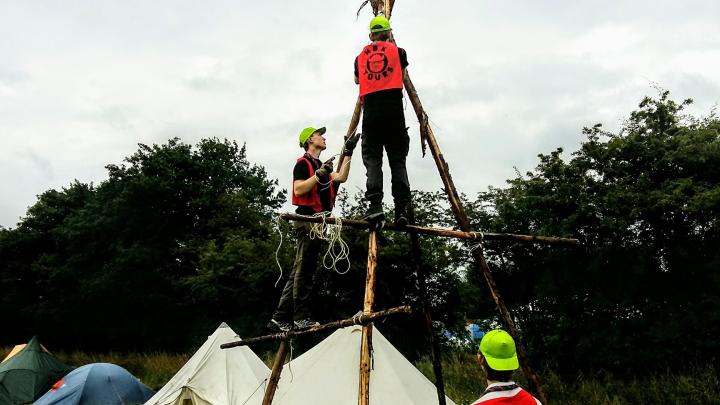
left=471, top=383, right=541, bottom=405
left=291, top=155, right=336, bottom=212
left=357, top=41, right=404, bottom=98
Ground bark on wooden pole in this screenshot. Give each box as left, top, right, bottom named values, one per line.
left=408, top=204, right=446, bottom=405
left=261, top=340, right=288, bottom=405
left=403, top=70, right=548, bottom=403
left=359, top=230, right=378, bottom=405
left=279, top=213, right=580, bottom=246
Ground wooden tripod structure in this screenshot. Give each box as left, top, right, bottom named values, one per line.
left=221, top=1, right=577, bottom=403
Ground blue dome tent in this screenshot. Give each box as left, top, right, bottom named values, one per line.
left=34, top=363, right=154, bottom=405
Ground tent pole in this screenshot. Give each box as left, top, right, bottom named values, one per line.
left=359, top=230, right=378, bottom=405
left=262, top=340, right=288, bottom=405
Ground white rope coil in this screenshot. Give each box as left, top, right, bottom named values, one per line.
left=308, top=212, right=351, bottom=275
left=274, top=214, right=286, bottom=287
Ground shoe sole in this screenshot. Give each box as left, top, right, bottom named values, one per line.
left=363, top=212, right=386, bottom=222
left=395, top=217, right=408, bottom=227
left=294, top=323, right=320, bottom=330
left=267, top=321, right=291, bottom=333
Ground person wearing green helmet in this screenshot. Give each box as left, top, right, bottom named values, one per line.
left=267, top=127, right=360, bottom=332
left=354, top=15, right=411, bottom=226
left=472, top=330, right=542, bottom=404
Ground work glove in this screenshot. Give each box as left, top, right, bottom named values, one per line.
left=342, top=132, right=361, bottom=156
left=314, top=157, right=335, bottom=177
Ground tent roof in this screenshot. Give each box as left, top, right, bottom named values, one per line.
left=0, top=336, right=72, bottom=404
left=2, top=342, right=51, bottom=363
left=273, top=325, right=457, bottom=405
left=34, top=363, right=154, bottom=405
left=145, top=323, right=269, bottom=405
left=2, top=345, right=26, bottom=364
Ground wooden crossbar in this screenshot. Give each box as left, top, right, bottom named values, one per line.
left=279, top=213, right=580, bottom=246
left=219, top=305, right=412, bottom=349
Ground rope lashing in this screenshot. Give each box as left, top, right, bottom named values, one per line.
left=467, top=231, right=485, bottom=253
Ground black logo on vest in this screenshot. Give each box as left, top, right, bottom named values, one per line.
left=363, top=44, right=394, bottom=80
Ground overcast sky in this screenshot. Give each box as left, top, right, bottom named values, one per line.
left=1, top=0, right=719, bottom=228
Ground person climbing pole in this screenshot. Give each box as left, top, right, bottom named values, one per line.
left=267, top=126, right=359, bottom=331
left=354, top=15, right=411, bottom=226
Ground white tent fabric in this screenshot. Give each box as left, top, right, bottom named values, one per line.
left=273, top=325, right=457, bottom=405
left=144, top=323, right=269, bottom=405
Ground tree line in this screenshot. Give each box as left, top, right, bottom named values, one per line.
left=1, top=91, right=718, bottom=374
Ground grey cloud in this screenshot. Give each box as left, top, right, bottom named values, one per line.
left=0, top=65, right=29, bottom=84
left=26, top=149, right=55, bottom=179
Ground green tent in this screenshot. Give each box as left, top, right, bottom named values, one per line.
left=0, top=336, right=72, bottom=405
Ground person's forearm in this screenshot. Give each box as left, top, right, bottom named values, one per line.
left=294, top=177, right=317, bottom=196
left=333, top=157, right=352, bottom=183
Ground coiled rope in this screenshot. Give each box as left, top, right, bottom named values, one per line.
left=273, top=211, right=351, bottom=288
left=308, top=212, right=351, bottom=275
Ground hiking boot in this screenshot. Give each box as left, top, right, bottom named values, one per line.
left=267, top=319, right=292, bottom=332
left=294, top=319, right=320, bottom=329
left=394, top=201, right=409, bottom=227
left=363, top=204, right=385, bottom=223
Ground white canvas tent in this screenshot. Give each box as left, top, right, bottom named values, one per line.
left=144, top=323, right=269, bottom=405
left=272, top=325, right=457, bottom=405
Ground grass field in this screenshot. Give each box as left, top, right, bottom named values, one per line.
left=3, top=346, right=718, bottom=404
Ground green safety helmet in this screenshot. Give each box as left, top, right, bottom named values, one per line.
left=478, top=329, right=520, bottom=371
left=369, top=16, right=391, bottom=33
left=298, top=126, right=326, bottom=147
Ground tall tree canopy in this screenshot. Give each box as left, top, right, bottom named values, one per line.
left=0, top=138, right=465, bottom=355
left=1, top=92, right=717, bottom=375
left=465, top=91, right=720, bottom=372
left=0, top=138, right=287, bottom=350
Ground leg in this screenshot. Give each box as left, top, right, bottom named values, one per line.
left=292, top=223, right=322, bottom=321
left=272, top=227, right=305, bottom=322
left=385, top=122, right=411, bottom=207
left=361, top=117, right=385, bottom=207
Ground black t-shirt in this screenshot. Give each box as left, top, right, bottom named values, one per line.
left=293, top=155, right=334, bottom=215
left=355, top=47, right=408, bottom=117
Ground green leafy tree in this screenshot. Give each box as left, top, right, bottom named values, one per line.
left=0, top=138, right=289, bottom=350
left=465, top=91, right=720, bottom=373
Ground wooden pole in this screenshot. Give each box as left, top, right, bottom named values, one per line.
left=221, top=305, right=412, bottom=348
left=407, top=204, right=446, bottom=405
left=363, top=230, right=378, bottom=314
left=359, top=230, right=378, bottom=405
left=336, top=98, right=362, bottom=174
left=403, top=70, right=548, bottom=403
left=261, top=340, right=288, bottom=405
left=279, top=213, right=580, bottom=246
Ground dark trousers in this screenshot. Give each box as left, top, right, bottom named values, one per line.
left=272, top=222, right=322, bottom=322
left=361, top=110, right=411, bottom=206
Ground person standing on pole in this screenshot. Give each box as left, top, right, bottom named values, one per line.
left=355, top=15, right=411, bottom=226
left=472, top=330, right=542, bottom=405
left=267, top=127, right=359, bottom=331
